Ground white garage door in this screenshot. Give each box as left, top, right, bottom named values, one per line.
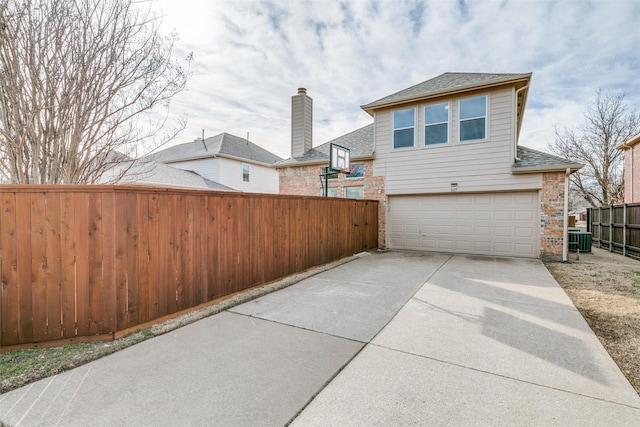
left=388, top=192, right=539, bottom=258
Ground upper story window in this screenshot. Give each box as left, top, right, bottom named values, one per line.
left=459, top=95, right=487, bottom=142
left=424, top=102, right=449, bottom=145
left=393, top=108, right=415, bottom=149
left=347, top=164, right=364, bottom=178
left=242, top=163, right=250, bottom=182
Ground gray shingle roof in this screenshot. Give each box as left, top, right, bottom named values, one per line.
left=276, top=124, right=374, bottom=167
left=361, top=72, right=531, bottom=111
left=146, top=132, right=282, bottom=165
left=513, top=146, right=583, bottom=173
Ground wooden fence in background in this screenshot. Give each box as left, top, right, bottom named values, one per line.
left=587, top=203, right=640, bottom=259
left=0, top=185, right=378, bottom=349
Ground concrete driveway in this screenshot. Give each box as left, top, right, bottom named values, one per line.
left=1, top=251, right=639, bottom=426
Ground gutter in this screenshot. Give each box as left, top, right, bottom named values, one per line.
left=274, top=154, right=375, bottom=169
left=511, top=164, right=583, bottom=174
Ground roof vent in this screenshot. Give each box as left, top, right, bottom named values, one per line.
left=297, top=87, right=307, bottom=95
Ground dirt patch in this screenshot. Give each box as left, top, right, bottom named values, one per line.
left=0, top=254, right=362, bottom=395
left=545, top=248, right=640, bottom=395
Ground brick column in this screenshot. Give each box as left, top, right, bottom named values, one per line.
left=539, top=171, right=566, bottom=260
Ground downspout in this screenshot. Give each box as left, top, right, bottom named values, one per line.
left=562, top=167, right=570, bottom=262
left=513, top=84, right=529, bottom=161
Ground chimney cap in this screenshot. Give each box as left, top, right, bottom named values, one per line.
left=297, top=87, right=307, bottom=95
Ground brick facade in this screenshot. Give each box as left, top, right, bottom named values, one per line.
left=278, top=160, right=387, bottom=247
left=539, top=171, right=567, bottom=260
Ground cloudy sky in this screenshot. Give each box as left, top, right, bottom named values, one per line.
left=151, top=0, right=640, bottom=159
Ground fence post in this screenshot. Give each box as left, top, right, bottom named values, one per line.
left=609, top=205, right=613, bottom=252
left=598, top=206, right=603, bottom=248
left=623, top=204, right=627, bottom=257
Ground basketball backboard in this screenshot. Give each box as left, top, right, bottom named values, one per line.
left=329, top=143, right=350, bottom=172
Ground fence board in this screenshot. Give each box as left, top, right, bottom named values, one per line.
left=1, top=193, right=18, bottom=345
left=114, top=192, right=128, bottom=331
left=125, top=192, right=139, bottom=328
left=44, top=193, right=62, bottom=340
left=101, top=192, right=117, bottom=333
left=0, top=186, right=378, bottom=348
left=74, top=193, right=91, bottom=337
left=88, top=192, right=103, bottom=336
left=16, top=193, right=33, bottom=344
left=59, top=193, right=76, bottom=338
left=147, top=194, right=160, bottom=320
left=30, top=193, right=48, bottom=342
left=136, top=194, right=150, bottom=324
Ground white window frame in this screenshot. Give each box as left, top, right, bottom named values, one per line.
left=392, top=108, right=416, bottom=150
left=458, top=95, right=488, bottom=143
left=242, top=163, right=250, bottom=182
left=424, top=101, right=450, bottom=146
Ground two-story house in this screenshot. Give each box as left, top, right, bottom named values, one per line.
left=278, top=73, right=582, bottom=260
left=146, top=132, right=282, bottom=193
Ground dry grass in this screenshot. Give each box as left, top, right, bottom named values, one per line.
left=545, top=247, right=640, bottom=394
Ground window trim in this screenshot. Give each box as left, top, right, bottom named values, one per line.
left=458, top=94, right=488, bottom=143
left=392, top=108, right=416, bottom=150
left=242, top=163, right=250, bottom=182
left=424, top=101, right=450, bottom=146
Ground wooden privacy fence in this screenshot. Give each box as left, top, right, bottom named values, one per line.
left=587, top=203, right=640, bottom=259
left=0, top=185, right=378, bottom=349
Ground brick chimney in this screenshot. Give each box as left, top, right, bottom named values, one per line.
left=291, top=87, right=312, bottom=158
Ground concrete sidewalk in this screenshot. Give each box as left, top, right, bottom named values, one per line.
left=1, top=251, right=639, bottom=426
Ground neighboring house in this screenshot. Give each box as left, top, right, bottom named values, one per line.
left=101, top=159, right=238, bottom=191
left=146, top=132, right=282, bottom=193
left=618, top=133, right=640, bottom=203
left=277, top=73, right=583, bottom=260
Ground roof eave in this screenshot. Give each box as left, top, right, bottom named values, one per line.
left=361, top=73, right=532, bottom=114
left=617, top=133, right=640, bottom=150
left=216, top=153, right=281, bottom=167
left=511, top=164, right=583, bottom=174
left=274, top=154, right=375, bottom=169
left=163, top=153, right=218, bottom=164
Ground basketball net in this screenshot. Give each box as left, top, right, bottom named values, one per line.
left=339, top=166, right=357, bottom=174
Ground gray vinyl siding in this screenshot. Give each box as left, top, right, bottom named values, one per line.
left=373, top=87, right=542, bottom=195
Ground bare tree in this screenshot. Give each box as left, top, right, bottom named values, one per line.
left=548, top=90, right=640, bottom=207
left=0, top=0, right=191, bottom=184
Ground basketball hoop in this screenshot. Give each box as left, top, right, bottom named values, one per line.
left=339, top=166, right=356, bottom=175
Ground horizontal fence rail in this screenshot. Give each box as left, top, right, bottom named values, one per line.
left=0, top=185, right=378, bottom=349
left=587, top=203, right=640, bottom=260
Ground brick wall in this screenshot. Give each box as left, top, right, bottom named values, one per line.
left=539, top=171, right=566, bottom=260
left=278, top=160, right=387, bottom=247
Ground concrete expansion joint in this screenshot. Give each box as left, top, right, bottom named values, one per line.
left=368, top=343, right=640, bottom=411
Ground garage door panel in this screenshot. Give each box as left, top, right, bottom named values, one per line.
left=389, top=192, right=539, bottom=258
left=475, top=210, right=492, bottom=220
